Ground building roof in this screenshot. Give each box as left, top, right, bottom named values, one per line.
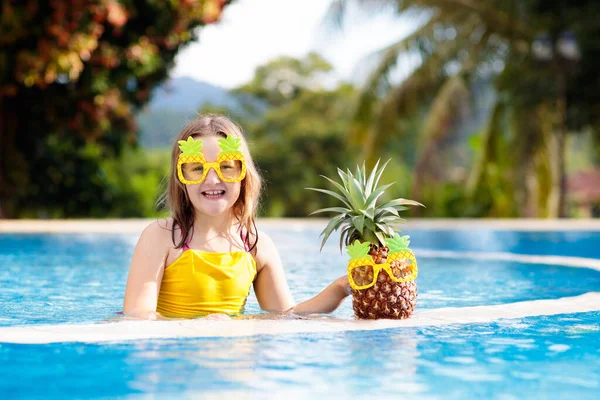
left=568, top=168, right=600, bottom=204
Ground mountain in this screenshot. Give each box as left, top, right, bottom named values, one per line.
left=146, top=76, right=239, bottom=112
left=136, top=77, right=241, bottom=148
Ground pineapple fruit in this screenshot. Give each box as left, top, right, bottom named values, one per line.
left=310, top=160, right=424, bottom=319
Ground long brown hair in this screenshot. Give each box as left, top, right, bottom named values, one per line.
left=160, top=114, right=262, bottom=250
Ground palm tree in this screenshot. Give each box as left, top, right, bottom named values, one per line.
left=329, top=0, right=572, bottom=217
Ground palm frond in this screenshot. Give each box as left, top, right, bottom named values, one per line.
left=466, top=100, right=506, bottom=196
left=399, top=0, right=531, bottom=39
left=325, top=0, right=403, bottom=30
left=355, top=40, right=458, bottom=163
left=412, top=75, right=470, bottom=190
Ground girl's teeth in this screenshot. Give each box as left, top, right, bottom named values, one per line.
left=203, top=190, right=224, bottom=197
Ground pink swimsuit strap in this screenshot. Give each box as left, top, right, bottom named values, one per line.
left=240, top=229, right=251, bottom=252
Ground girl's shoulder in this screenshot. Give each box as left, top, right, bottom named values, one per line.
left=253, top=230, right=279, bottom=270
left=139, top=218, right=177, bottom=247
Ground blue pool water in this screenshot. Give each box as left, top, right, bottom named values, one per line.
left=1, top=227, right=599, bottom=398
left=408, top=229, right=600, bottom=259
left=0, top=313, right=599, bottom=399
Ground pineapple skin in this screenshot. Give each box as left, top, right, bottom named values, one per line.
left=351, top=246, right=417, bottom=320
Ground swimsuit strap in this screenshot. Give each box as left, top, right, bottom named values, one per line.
left=240, top=228, right=251, bottom=252
left=182, top=235, right=191, bottom=251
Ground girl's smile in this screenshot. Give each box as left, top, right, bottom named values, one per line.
left=201, top=189, right=226, bottom=199
left=186, top=135, right=242, bottom=217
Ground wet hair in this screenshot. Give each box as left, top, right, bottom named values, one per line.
left=159, top=114, right=262, bottom=251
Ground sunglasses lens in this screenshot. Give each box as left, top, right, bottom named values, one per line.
left=181, top=162, right=205, bottom=182
left=390, top=258, right=414, bottom=280
left=350, top=265, right=375, bottom=287
left=219, top=160, right=243, bottom=180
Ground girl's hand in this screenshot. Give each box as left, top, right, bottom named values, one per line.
left=204, top=313, right=232, bottom=321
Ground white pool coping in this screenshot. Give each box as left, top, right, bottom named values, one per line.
left=1, top=218, right=600, bottom=233
left=0, top=292, right=598, bottom=344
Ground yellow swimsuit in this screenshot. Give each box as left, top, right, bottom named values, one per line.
left=157, top=247, right=257, bottom=318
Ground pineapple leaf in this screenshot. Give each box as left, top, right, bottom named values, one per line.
left=339, top=226, right=352, bottom=251
left=381, top=198, right=426, bottom=209
left=375, top=223, right=395, bottom=237
left=374, top=231, right=386, bottom=247
left=309, top=207, right=351, bottom=216
left=310, top=159, right=425, bottom=253
left=360, top=162, right=367, bottom=193
left=364, top=218, right=376, bottom=232
left=385, top=234, right=411, bottom=253
left=347, top=175, right=367, bottom=210
left=218, top=136, right=242, bottom=154
left=320, top=175, right=351, bottom=200
left=364, top=159, right=381, bottom=197
left=377, top=207, right=399, bottom=217
left=365, top=182, right=394, bottom=210
left=360, top=208, right=375, bottom=220
left=366, top=159, right=391, bottom=196
left=307, top=188, right=352, bottom=209
left=355, top=163, right=364, bottom=190
left=318, top=214, right=346, bottom=251
left=178, top=137, right=203, bottom=155
left=351, top=215, right=365, bottom=235
left=346, top=240, right=371, bottom=261
left=336, top=168, right=349, bottom=189
left=379, top=215, right=407, bottom=225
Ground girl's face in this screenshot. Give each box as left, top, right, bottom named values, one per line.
left=185, top=135, right=242, bottom=218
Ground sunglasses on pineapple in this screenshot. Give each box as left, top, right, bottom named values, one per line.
left=176, top=136, right=247, bottom=184
left=346, top=235, right=418, bottom=291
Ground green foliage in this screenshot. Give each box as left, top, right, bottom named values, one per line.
left=231, top=54, right=363, bottom=219
left=18, top=135, right=115, bottom=218
left=0, top=0, right=231, bottom=217
left=235, top=52, right=333, bottom=108
left=16, top=140, right=169, bottom=218
left=3, top=1, right=598, bottom=219
left=334, top=0, right=600, bottom=218
left=102, top=147, right=170, bottom=218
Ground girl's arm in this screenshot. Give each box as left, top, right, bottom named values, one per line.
left=253, top=232, right=295, bottom=312
left=122, top=222, right=169, bottom=319
left=292, top=275, right=350, bottom=314
left=253, top=232, right=350, bottom=314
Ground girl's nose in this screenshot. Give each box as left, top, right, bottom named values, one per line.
left=204, top=167, right=221, bottom=184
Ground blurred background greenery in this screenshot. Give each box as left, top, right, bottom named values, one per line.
left=1, top=0, right=598, bottom=219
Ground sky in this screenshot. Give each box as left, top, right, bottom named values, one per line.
left=172, top=0, right=417, bottom=88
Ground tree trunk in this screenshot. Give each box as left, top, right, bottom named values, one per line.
left=548, top=73, right=567, bottom=218
left=0, top=96, right=20, bottom=218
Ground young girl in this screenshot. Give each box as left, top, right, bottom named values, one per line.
left=123, top=114, right=349, bottom=320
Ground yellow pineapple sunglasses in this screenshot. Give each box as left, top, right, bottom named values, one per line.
left=346, top=238, right=418, bottom=290
left=177, top=136, right=247, bottom=184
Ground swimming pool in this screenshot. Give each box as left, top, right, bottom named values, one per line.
left=1, top=223, right=599, bottom=398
